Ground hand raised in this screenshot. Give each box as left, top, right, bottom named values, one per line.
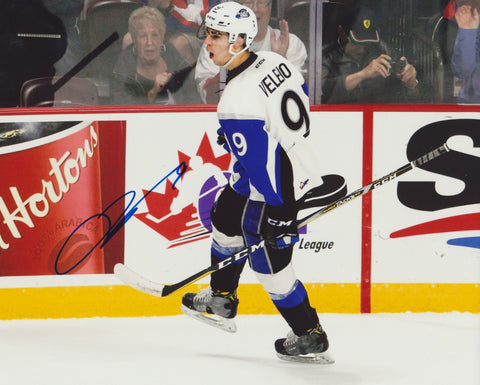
left=455, top=5, right=480, bottom=29
left=270, top=19, right=290, bottom=58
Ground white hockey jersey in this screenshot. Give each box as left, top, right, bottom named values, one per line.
left=218, top=51, right=323, bottom=207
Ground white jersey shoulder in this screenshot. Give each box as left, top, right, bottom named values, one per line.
left=218, top=51, right=305, bottom=121
left=219, top=51, right=324, bottom=201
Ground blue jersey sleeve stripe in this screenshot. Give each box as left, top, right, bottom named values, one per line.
left=302, top=81, right=309, bottom=96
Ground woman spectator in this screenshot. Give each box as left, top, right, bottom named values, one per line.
left=111, top=6, right=201, bottom=105
left=122, top=1, right=220, bottom=65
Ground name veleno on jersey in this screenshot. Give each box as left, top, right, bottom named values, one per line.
left=258, top=62, right=292, bottom=97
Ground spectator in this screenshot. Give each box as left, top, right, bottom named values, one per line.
left=451, top=2, right=480, bottom=103
left=122, top=0, right=220, bottom=65
left=321, top=9, right=419, bottom=104
left=195, top=0, right=308, bottom=103
left=111, top=6, right=201, bottom=105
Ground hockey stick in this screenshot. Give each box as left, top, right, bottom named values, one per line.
left=114, top=143, right=450, bottom=297
left=52, top=32, right=119, bottom=92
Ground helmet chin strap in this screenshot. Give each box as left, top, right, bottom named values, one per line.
left=221, top=44, right=249, bottom=68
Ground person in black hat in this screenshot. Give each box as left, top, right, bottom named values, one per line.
left=321, top=9, right=419, bottom=104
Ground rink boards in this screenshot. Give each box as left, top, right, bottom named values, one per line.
left=0, top=105, right=478, bottom=319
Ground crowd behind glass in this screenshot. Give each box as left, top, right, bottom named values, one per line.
left=0, top=0, right=477, bottom=107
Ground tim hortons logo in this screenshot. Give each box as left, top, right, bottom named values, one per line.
left=0, top=125, right=99, bottom=250
left=135, top=133, right=231, bottom=248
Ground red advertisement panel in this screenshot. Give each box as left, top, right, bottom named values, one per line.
left=0, top=120, right=125, bottom=276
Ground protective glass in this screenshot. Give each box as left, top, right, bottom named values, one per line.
left=238, top=1, right=272, bottom=8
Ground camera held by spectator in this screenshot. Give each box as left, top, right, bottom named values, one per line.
left=389, top=58, right=406, bottom=74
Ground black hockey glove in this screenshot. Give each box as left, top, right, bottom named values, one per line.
left=216, top=127, right=231, bottom=153
left=264, top=205, right=299, bottom=250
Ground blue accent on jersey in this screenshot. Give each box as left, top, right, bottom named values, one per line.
left=220, top=118, right=284, bottom=206
left=231, top=157, right=250, bottom=197
left=301, top=81, right=309, bottom=96
left=270, top=280, right=307, bottom=308
left=241, top=200, right=272, bottom=274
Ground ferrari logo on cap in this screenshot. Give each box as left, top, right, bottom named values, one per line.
left=363, top=19, right=371, bottom=29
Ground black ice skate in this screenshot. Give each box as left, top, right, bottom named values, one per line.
left=275, top=324, right=334, bottom=364
left=181, top=288, right=238, bottom=333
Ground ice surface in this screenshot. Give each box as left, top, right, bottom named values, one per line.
left=0, top=313, right=478, bottom=385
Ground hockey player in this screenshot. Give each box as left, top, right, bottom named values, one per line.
left=181, top=1, right=331, bottom=363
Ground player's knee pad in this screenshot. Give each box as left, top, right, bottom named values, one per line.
left=254, top=262, right=298, bottom=296
left=255, top=263, right=310, bottom=314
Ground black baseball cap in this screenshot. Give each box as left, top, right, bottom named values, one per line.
left=349, top=10, right=380, bottom=44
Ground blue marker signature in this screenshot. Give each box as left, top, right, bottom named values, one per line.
left=54, top=162, right=187, bottom=275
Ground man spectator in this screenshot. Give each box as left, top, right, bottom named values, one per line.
left=321, top=9, right=419, bottom=104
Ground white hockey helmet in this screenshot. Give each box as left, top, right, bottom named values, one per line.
left=202, top=2, right=258, bottom=50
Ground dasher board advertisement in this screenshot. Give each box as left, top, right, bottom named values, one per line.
left=372, top=113, right=480, bottom=283
left=0, top=108, right=477, bottom=317
left=0, top=120, right=126, bottom=278
left=123, top=111, right=363, bottom=285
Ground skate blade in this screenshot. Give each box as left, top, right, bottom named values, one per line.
left=276, top=352, right=335, bottom=364
left=180, top=304, right=237, bottom=333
